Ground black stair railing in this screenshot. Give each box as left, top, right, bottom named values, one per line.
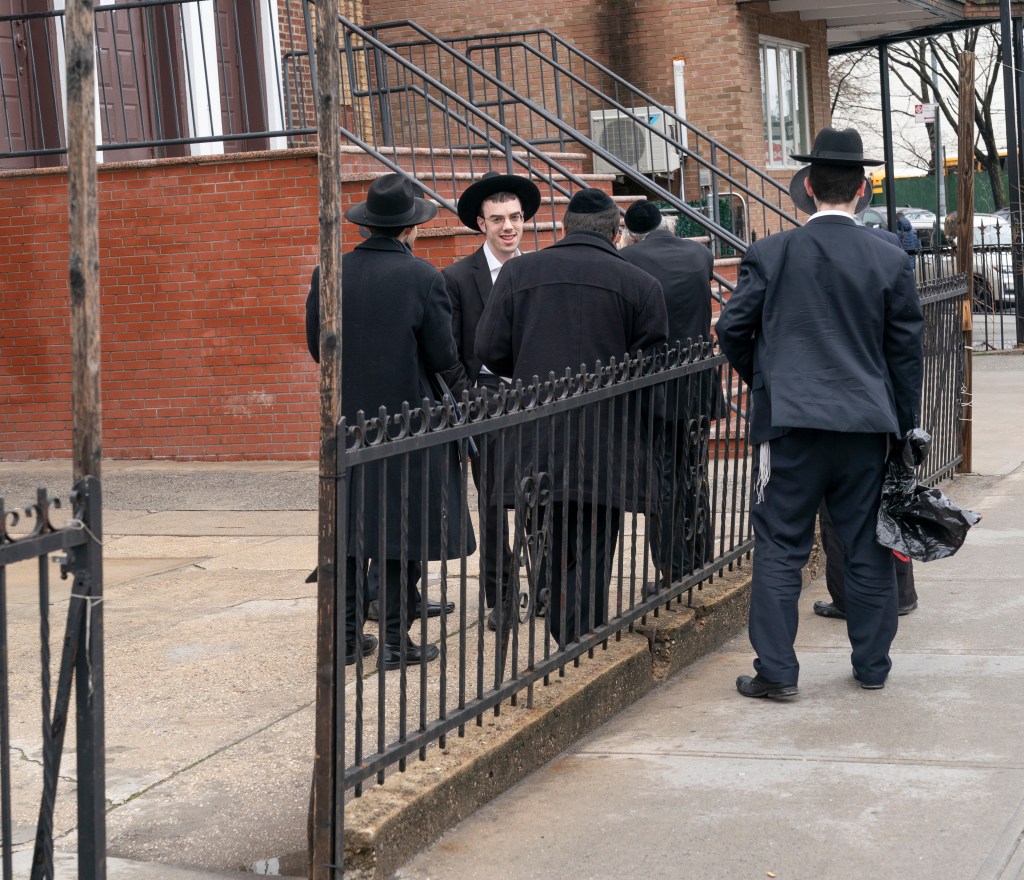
left=366, top=22, right=802, bottom=244
left=318, top=13, right=745, bottom=296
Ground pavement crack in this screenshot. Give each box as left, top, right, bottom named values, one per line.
left=104, top=699, right=315, bottom=811
left=10, top=744, right=78, bottom=784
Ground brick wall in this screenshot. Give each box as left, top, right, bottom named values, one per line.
left=2, top=151, right=321, bottom=460
left=0, top=149, right=511, bottom=461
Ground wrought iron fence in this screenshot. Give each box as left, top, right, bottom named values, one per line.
left=917, top=275, right=969, bottom=484
left=332, top=343, right=749, bottom=797
left=0, top=478, right=105, bottom=880
left=897, top=216, right=1015, bottom=350
left=327, top=271, right=966, bottom=865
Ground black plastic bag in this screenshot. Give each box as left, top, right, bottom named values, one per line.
left=876, top=428, right=981, bottom=562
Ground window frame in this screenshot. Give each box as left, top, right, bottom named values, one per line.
left=760, top=35, right=810, bottom=170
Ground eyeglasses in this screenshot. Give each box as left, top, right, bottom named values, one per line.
left=483, top=212, right=525, bottom=226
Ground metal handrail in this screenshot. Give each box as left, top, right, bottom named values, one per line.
left=328, top=12, right=747, bottom=253
left=378, top=24, right=790, bottom=193
left=366, top=21, right=801, bottom=240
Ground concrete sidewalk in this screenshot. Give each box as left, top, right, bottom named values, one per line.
left=0, top=351, right=1021, bottom=879
left=398, top=353, right=1024, bottom=880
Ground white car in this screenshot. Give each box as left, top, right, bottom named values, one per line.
left=931, top=213, right=1015, bottom=309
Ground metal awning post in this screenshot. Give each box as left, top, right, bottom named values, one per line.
left=1000, top=0, right=1024, bottom=346
left=1015, top=16, right=1024, bottom=345
left=879, top=44, right=898, bottom=233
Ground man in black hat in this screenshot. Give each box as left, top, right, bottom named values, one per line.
left=443, top=172, right=542, bottom=631
left=619, top=199, right=718, bottom=588
left=716, top=127, right=924, bottom=697
left=475, top=188, right=668, bottom=648
left=305, top=172, right=474, bottom=670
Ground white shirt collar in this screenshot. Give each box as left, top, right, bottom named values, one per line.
left=482, top=240, right=519, bottom=283
left=808, top=209, right=856, bottom=221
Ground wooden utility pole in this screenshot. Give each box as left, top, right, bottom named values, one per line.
left=66, top=0, right=107, bottom=874
left=957, top=52, right=975, bottom=473
left=311, top=0, right=343, bottom=873
left=67, top=0, right=101, bottom=484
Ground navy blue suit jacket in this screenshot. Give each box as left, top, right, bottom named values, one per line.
left=715, top=214, right=923, bottom=445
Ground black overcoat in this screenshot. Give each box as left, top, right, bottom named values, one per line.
left=474, top=230, right=669, bottom=509
left=305, top=235, right=474, bottom=559
left=715, top=214, right=924, bottom=446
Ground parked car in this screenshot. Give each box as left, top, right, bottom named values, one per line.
left=924, top=213, right=1015, bottom=310
left=856, top=205, right=939, bottom=246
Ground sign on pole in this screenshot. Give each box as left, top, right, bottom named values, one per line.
left=914, top=102, right=937, bottom=124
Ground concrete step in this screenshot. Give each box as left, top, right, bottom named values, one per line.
left=338, top=143, right=590, bottom=176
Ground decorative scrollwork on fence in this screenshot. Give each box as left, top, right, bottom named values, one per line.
left=0, top=488, right=62, bottom=548
left=340, top=341, right=721, bottom=452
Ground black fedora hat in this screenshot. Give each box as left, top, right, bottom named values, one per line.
left=457, top=172, right=542, bottom=231
left=345, top=173, right=438, bottom=227
left=790, top=127, right=882, bottom=167
left=789, top=167, right=874, bottom=215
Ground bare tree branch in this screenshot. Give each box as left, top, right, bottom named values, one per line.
left=843, top=27, right=1008, bottom=208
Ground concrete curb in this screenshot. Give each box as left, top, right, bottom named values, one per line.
left=341, top=567, right=754, bottom=880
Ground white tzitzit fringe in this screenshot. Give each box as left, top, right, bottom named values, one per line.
left=754, top=440, right=771, bottom=503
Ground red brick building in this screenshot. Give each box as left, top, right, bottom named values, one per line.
left=0, top=0, right=1009, bottom=460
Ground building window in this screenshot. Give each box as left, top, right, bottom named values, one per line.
left=760, top=37, right=809, bottom=168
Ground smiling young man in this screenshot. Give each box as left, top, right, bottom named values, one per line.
left=443, top=172, right=542, bottom=631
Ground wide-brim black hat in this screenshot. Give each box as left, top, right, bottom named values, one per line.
left=457, top=172, right=542, bottom=231
left=789, top=166, right=874, bottom=215
left=790, top=127, right=883, bottom=167
left=345, top=172, right=438, bottom=227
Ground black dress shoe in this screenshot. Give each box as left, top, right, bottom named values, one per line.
left=898, top=600, right=918, bottom=616
left=379, top=642, right=440, bottom=671
left=366, top=598, right=455, bottom=621
left=853, top=670, right=885, bottom=689
left=736, top=674, right=798, bottom=698
left=418, top=599, right=455, bottom=618
left=345, top=634, right=378, bottom=665
left=812, top=600, right=846, bottom=620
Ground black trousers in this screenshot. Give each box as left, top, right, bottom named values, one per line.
left=819, top=501, right=917, bottom=611
left=345, top=557, right=421, bottom=646
left=539, top=502, right=620, bottom=648
left=748, top=430, right=897, bottom=687
left=650, top=418, right=714, bottom=582
left=471, top=376, right=514, bottom=608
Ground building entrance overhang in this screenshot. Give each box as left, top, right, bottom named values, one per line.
left=738, top=0, right=1023, bottom=54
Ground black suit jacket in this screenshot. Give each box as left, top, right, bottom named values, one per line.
left=715, top=214, right=923, bottom=446
left=620, top=229, right=714, bottom=348
left=620, top=229, right=721, bottom=421
left=441, top=244, right=492, bottom=382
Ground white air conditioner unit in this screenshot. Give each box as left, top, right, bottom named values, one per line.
left=589, top=106, right=681, bottom=177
